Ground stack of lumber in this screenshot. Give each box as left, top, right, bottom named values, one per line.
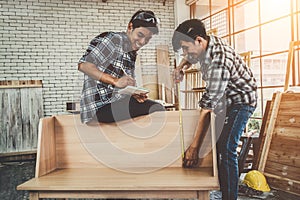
left=258, top=92, right=300, bottom=196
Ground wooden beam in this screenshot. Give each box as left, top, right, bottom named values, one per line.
left=284, top=40, right=300, bottom=91
left=258, top=92, right=282, bottom=172
left=252, top=100, right=272, bottom=170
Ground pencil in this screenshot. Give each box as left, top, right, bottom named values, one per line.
left=120, top=66, right=129, bottom=76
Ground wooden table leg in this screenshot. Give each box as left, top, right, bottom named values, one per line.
left=29, top=192, right=39, bottom=200
left=198, top=190, right=209, bottom=200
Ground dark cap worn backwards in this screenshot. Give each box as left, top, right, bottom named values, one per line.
left=172, top=19, right=208, bottom=52
left=130, top=10, right=159, bottom=35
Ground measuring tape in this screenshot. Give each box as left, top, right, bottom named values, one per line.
left=174, top=59, right=185, bottom=159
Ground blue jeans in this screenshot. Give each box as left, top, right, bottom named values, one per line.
left=216, top=104, right=255, bottom=200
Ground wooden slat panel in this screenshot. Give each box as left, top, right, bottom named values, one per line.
left=0, top=82, right=43, bottom=154
left=261, top=93, right=300, bottom=196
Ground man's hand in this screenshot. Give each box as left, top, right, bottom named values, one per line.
left=132, top=93, right=148, bottom=103
left=173, top=57, right=192, bottom=83
left=182, top=109, right=211, bottom=168
left=115, top=76, right=136, bottom=88
left=174, top=68, right=184, bottom=83
left=182, top=145, right=200, bottom=168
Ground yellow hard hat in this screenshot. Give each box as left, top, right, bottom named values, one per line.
left=243, top=170, right=270, bottom=192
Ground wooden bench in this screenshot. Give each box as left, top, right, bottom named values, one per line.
left=17, top=110, right=219, bottom=200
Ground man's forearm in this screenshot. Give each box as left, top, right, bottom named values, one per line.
left=190, top=108, right=212, bottom=148
left=78, top=62, right=117, bottom=86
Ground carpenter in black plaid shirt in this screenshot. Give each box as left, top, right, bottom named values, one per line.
left=172, top=19, right=258, bottom=200
left=78, top=10, right=165, bottom=124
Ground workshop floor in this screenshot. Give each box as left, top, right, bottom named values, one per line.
left=0, top=160, right=298, bottom=200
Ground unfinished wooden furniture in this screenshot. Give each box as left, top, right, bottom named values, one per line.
left=256, top=92, right=300, bottom=196
left=17, top=110, right=219, bottom=200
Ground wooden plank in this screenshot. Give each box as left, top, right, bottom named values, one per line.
left=264, top=173, right=300, bottom=196
left=18, top=168, right=219, bottom=191
left=269, top=135, right=299, bottom=157
left=273, top=126, right=300, bottom=139
left=29, top=192, right=39, bottom=200
left=264, top=135, right=300, bottom=172
left=28, top=87, right=43, bottom=150
left=0, top=80, right=42, bottom=89
left=20, top=88, right=31, bottom=150
left=0, top=150, right=36, bottom=162
left=252, top=100, right=272, bottom=169
left=282, top=92, right=300, bottom=100
left=267, top=150, right=300, bottom=169
left=258, top=92, right=282, bottom=171
left=284, top=41, right=300, bottom=91
left=265, top=160, right=300, bottom=181
left=156, top=45, right=173, bottom=103
left=198, top=191, right=209, bottom=200
left=210, top=113, right=218, bottom=177
left=275, top=114, right=300, bottom=129
left=35, top=117, right=56, bottom=177
left=7, top=88, right=23, bottom=152
left=0, top=89, right=8, bottom=153
left=37, top=190, right=199, bottom=199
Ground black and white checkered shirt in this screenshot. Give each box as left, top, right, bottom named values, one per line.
left=199, top=35, right=257, bottom=110
left=78, top=32, right=136, bottom=123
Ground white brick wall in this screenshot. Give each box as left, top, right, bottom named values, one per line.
left=0, top=0, right=176, bottom=116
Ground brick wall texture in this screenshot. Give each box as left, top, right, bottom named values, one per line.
left=0, top=0, right=175, bottom=116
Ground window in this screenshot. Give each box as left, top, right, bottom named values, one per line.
left=233, top=0, right=259, bottom=32
left=261, top=17, right=291, bottom=54
left=260, top=0, right=290, bottom=23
